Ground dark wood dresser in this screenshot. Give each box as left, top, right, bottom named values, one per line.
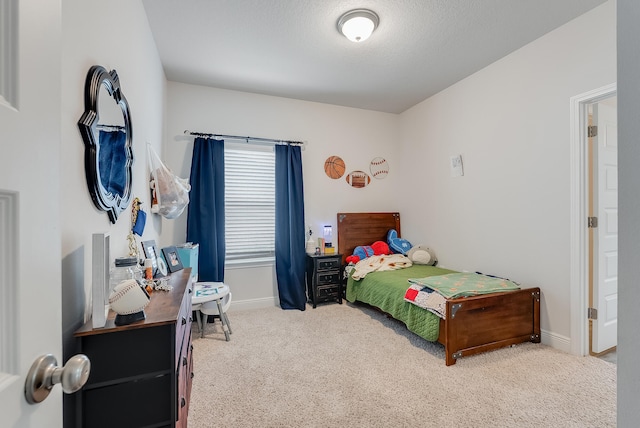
left=305, top=254, right=343, bottom=308
left=74, top=268, right=193, bottom=428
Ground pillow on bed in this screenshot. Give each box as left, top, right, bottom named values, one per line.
left=407, top=245, right=437, bottom=265
left=387, top=229, right=412, bottom=255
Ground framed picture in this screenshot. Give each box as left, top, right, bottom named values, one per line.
left=141, top=240, right=160, bottom=274
left=162, top=246, right=184, bottom=273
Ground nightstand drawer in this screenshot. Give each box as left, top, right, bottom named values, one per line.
left=317, top=285, right=340, bottom=299
left=318, top=258, right=341, bottom=270
left=317, top=272, right=340, bottom=285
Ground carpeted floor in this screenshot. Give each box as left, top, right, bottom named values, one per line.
left=188, top=302, right=616, bottom=427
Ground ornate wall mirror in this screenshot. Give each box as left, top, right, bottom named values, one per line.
left=78, top=65, right=133, bottom=223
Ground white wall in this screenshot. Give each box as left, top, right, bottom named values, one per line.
left=60, top=0, right=166, bottom=364
left=397, top=1, right=616, bottom=345
left=162, top=83, right=400, bottom=308
left=617, top=0, right=640, bottom=425
left=61, top=3, right=167, bottom=425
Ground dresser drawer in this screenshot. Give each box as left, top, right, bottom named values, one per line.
left=317, top=258, right=341, bottom=270
left=82, top=326, right=172, bottom=384
left=317, top=272, right=340, bottom=285
left=175, top=284, right=192, bottom=370
left=176, top=329, right=192, bottom=428
left=317, top=285, right=340, bottom=299
left=83, top=374, right=172, bottom=428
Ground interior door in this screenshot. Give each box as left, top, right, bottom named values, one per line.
left=591, top=100, right=618, bottom=354
left=0, top=0, right=64, bottom=426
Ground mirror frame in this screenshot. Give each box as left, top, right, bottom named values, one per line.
left=78, top=65, right=133, bottom=223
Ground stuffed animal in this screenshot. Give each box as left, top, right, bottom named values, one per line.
left=387, top=229, right=413, bottom=255
left=345, top=240, right=391, bottom=264
left=345, top=255, right=358, bottom=264
left=370, top=240, right=390, bottom=256
left=406, top=245, right=438, bottom=266
left=350, top=245, right=374, bottom=263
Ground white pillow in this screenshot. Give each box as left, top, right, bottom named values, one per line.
left=406, top=245, right=437, bottom=266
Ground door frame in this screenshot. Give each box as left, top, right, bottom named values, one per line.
left=569, top=82, right=616, bottom=357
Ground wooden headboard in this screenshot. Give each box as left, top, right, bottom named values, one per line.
left=336, top=212, right=401, bottom=264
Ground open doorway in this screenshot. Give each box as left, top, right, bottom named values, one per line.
left=569, top=83, right=617, bottom=361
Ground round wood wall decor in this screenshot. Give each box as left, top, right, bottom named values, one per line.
left=345, top=170, right=371, bottom=188
left=324, top=156, right=346, bottom=179
left=370, top=157, right=389, bottom=179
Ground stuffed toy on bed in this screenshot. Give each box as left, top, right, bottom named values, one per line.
left=387, top=229, right=413, bottom=255
left=345, top=240, right=390, bottom=264
left=406, top=245, right=438, bottom=266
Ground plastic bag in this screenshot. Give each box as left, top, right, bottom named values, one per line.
left=147, top=144, right=191, bottom=219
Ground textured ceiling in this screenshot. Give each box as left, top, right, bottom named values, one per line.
left=142, top=0, right=607, bottom=114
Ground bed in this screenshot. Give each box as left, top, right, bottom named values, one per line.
left=338, top=212, right=541, bottom=366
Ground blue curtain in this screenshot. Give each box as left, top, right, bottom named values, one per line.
left=186, top=138, right=225, bottom=282
left=275, top=144, right=307, bottom=310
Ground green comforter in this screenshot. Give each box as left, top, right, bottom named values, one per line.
left=346, top=265, right=455, bottom=342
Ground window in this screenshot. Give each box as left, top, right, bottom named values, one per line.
left=224, top=142, right=275, bottom=263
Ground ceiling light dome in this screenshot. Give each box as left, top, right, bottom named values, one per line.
left=337, top=9, right=379, bottom=43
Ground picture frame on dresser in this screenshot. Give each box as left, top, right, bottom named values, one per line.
left=162, top=245, right=184, bottom=273
left=141, top=240, right=160, bottom=272
left=142, top=240, right=169, bottom=277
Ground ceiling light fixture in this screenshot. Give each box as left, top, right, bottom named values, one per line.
left=337, top=9, right=379, bottom=43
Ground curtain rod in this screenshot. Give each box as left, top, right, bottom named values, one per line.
left=183, top=130, right=305, bottom=147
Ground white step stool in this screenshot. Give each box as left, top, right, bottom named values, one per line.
left=191, top=282, right=232, bottom=341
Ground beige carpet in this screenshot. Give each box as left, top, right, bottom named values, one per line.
left=189, top=302, right=616, bottom=427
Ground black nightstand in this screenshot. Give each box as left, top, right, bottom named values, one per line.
left=305, top=253, right=343, bottom=308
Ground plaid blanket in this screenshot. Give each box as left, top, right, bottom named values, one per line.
left=404, top=284, right=447, bottom=318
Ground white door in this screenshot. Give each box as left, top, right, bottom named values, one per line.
left=592, top=100, right=618, bottom=353
left=0, top=0, right=64, bottom=426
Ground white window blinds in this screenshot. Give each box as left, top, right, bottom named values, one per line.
left=224, top=142, right=275, bottom=261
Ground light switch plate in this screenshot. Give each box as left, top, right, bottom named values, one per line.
left=450, top=154, right=464, bottom=177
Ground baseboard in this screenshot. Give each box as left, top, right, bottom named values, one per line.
left=541, top=329, right=571, bottom=354
left=228, top=297, right=278, bottom=312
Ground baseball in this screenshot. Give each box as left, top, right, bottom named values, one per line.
left=345, top=170, right=371, bottom=188
left=370, top=157, right=389, bottom=179
left=109, top=279, right=150, bottom=315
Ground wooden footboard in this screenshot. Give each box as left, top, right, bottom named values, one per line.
left=438, top=287, right=541, bottom=365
